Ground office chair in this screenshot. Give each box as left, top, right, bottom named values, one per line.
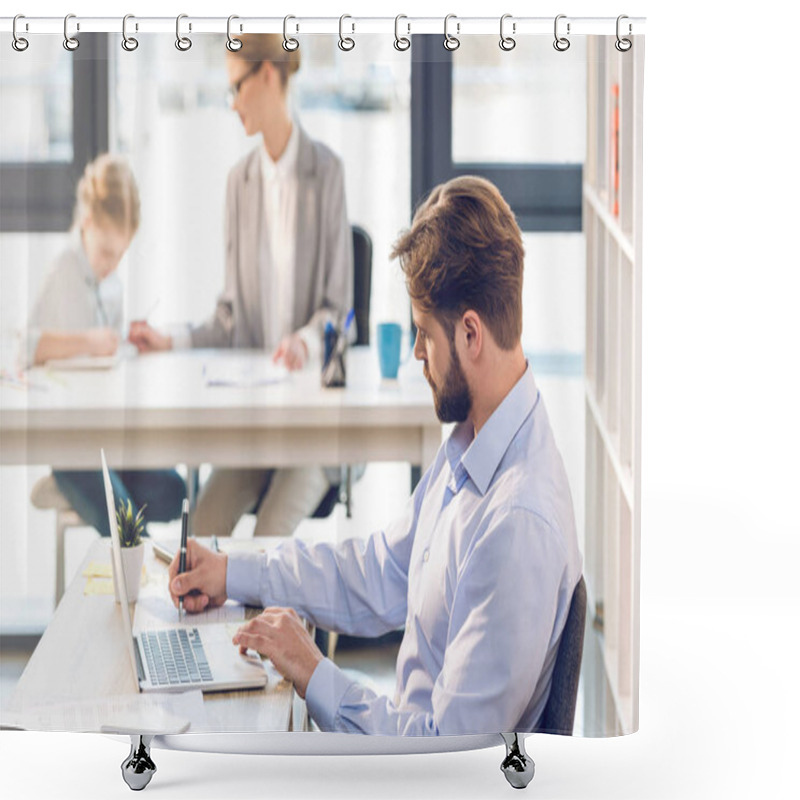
left=310, top=223, right=372, bottom=519
left=537, top=575, right=587, bottom=735
left=30, top=474, right=93, bottom=604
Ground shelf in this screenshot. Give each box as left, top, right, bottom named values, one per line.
left=582, top=578, right=635, bottom=736
left=585, top=381, right=634, bottom=512
left=583, top=182, right=635, bottom=262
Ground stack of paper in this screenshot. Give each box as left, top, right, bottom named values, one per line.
left=1, top=690, right=205, bottom=734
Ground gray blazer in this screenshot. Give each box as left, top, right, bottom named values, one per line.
left=191, top=125, right=353, bottom=350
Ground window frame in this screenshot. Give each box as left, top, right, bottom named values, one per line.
left=410, top=35, right=582, bottom=232
left=0, top=34, right=109, bottom=233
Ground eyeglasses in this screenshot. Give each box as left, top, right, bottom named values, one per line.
left=226, top=62, right=261, bottom=107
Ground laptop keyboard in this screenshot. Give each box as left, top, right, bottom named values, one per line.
left=140, top=628, right=214, bottom=686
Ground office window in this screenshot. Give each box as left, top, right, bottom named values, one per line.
left=411, top=35, right=583, bottom=232
left=0, top=41, right=73, bottom=163
left=0, top=34, right=108, bottom=232
left=451, top=36, right=585, bottom=164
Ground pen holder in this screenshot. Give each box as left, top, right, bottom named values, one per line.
left=321, top=336, right=347, bottom=388
left=322, top=348, right=347, bottom=389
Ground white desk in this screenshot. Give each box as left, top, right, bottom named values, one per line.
left=6, top=538, right=299, bottom=734
left=0, top=346, right=442, bottom=472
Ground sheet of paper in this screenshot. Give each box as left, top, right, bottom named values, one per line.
left=45, top=354, right=123, bottom=370
left=203, top=357, right=288, bottom=387
left=133, top=572, right=245, bottom=633
left=0, top=690, right=205, bottom=734
left=84, top=577, right=114, bottom=595
left=83, top=561, right=112, bottom=578
left=84, top=562, right=145, bottom=595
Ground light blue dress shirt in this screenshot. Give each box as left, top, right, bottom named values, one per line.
left=226, top=363, right=582, bottom=735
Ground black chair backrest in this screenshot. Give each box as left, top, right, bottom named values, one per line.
left=538, top=576, right=587, bottom=735
left=352, top=225, right=372, bottom=346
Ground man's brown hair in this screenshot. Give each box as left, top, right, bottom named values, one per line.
left=391, top=175, right=524, bottom=350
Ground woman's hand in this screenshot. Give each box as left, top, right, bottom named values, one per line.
left=129, top=321, right=173, bottom=353
left=272, top=333, right=308, bottom=371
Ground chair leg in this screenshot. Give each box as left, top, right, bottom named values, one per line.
left=344, top=465, right=352, bottom=519
left=55, top=513, right=67, bottom=606
left=327, top=631, right=339, bottom=661
left=500, top=732, right=535, bottom=789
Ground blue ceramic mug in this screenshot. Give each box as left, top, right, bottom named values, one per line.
left=377, top=322, right=404, bottom=379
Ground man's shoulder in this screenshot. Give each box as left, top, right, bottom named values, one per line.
left=488, top=414, right=574, bottom=538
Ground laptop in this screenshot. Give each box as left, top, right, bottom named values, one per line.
left=102, top=449, right=268, bottom=693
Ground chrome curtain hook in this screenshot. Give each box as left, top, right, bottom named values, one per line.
left=394, top=14, right=411, bottom=52
left=444, top=14, right=460, bottom=51
left=499, top=14, right=516, bottom=51
left=553, top=14, right=570, bottom=52
left=175, top=14, right=192, bottom=51
left=615, top=14, right=632, bottom=52
left=282, top=15, right=299, bottom=52
left=338, top=15, right=355, bottom=51
left=226, top=15, right=242, bottom=52
left=121, top=14, right=138, bottom=52
left=63, top=14, right=80, bottom=51
left=12, top=14, right=29, bottom=52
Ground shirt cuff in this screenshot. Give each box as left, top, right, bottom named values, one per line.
left=296, top=323, right=321, bottom=366
left=225, top=551, right=265, bottom=608
left=305, top=657, right=357, bottom=732
left=169, top=324, right=193, bottom=350
left=21, top=328, right=40, bottom=369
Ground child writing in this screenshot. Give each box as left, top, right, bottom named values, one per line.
left=24, top=153, right=186, bottom=537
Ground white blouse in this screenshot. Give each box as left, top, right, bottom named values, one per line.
left=22, top=230, right=123, bottom=367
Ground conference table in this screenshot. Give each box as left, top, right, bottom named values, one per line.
left=0, top=346, right=442, bottom=472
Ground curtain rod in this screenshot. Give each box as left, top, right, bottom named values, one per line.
left=0, top=16, right=646, bottom=37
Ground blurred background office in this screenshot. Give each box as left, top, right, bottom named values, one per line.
left=1, top=32, right=588, bottom=727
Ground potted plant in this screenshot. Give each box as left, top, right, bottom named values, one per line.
left=112, top=499, right=147, bottom=603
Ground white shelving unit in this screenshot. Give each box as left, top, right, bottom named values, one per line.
left=583, top=34, right=644, bottom=736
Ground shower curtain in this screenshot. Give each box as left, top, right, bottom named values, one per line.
left=0, top=16, right=644, bottom=745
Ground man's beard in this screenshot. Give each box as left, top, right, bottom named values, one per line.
left=425, top=340, right=472, bottom=423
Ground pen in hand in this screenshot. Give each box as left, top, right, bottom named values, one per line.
left=178, top=499, right=189, bottom=621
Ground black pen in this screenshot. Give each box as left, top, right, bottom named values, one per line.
left=178, top=498, right=189, bottom=621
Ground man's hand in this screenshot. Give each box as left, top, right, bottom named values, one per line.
left=272, top=333, right=308, bottom=371
left=129, top=321, right=173, bottom=353
left=232, top=607, right=323, bottom=698
left=168, top=539, right=228, bottom=613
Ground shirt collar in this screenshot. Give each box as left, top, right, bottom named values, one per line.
left=260, top=120, right=299, bottom=183
left=446, top=363, right=539, bottom=497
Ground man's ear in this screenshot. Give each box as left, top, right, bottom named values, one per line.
left=461, top=310, right=483, bottom=361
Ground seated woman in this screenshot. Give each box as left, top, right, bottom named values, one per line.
left=129, top=34, right=353, bottom=539
left=23, top=153, right=186, bottom=537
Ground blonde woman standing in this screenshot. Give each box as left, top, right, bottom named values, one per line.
left=25, top=154, right=186, bottom=537
left=130, top=35, right=353, bottom=538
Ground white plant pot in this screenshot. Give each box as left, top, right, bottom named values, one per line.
left=112, top=542, right=144, bottom=603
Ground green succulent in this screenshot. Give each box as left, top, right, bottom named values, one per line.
left=116, top=498, right=147, bottom=548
